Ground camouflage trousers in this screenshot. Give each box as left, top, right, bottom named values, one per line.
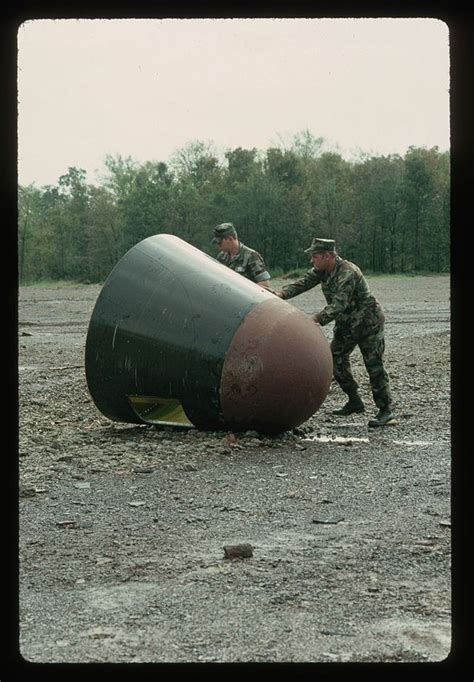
left=330, top=323, right=392, bottom=410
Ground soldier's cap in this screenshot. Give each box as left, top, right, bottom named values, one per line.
left=211, top=222, right=237, bottom=243
left=304, top=237, right=336, bottom=254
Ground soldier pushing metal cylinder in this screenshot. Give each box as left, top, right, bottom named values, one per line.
left=85, top=234, right=333, bottom=434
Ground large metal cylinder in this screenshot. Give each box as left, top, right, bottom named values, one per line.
left=85, top=234, right=333, bottom=434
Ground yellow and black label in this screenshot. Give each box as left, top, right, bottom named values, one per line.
left=128, top=395, right=193, bottom=427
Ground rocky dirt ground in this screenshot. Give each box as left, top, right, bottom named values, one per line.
left=16, top=274, right=452, bottom=665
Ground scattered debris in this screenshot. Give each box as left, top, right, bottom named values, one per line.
left=95, top=557, right=113, bottom=565
left=20, top=486, right=38, bottom=498
left=56, top=520, right=77, bottom=528
left=51, top=365, right=84, bottom=371
left=304, top=435, right=369, bottom=444
left=55, top=520, right=93, bottom=530
left=394, top=440, right=432, bottom=447
left=18, top=279, right=451, bottom=662
left=223, top=543, right=254, bottom=559
left=312, top=516, right=345, bottom=525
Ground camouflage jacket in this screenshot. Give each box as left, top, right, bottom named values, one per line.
left=217, top=242, right=271, bottom=283
left=280, top=256, right=384, bottom=334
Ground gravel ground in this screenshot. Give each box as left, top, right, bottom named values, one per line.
left=16, top=274, right=452, bottom=664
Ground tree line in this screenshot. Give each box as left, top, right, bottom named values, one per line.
left=18, top=132, right=450, bottom=284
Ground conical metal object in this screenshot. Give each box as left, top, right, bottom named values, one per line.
left=85, top=234, right=333, bottom=434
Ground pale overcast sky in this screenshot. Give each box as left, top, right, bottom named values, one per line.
left=17, top=17, right=450, bottom=187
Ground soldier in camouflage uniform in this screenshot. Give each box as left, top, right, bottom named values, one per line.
left=277, top=237, right=395, bottom=427
left=211, top=223, right=272, bottom=288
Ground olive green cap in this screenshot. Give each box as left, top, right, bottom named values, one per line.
left=304, top=237, right=336, bottom=254
left=211, top=223, right=237, bottom=243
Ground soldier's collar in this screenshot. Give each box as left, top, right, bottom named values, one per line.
left=228, top=241, right=242, bottom=261
left=327, top=255, right=342, bottom=278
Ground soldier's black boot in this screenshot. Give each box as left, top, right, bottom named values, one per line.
left=368, top=407, right=397, bottom=427
left=333, top=393, right=365, bottom=416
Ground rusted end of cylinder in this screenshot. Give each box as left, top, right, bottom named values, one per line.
left=220, top=297, right=333, bottom=434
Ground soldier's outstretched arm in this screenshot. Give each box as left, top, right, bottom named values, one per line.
left=280, top=268, right=321, bottom=300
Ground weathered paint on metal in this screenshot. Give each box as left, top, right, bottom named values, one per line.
left=220, top=297, right=333, bottom=433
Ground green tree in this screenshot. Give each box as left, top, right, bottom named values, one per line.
left=18, top=184, right=43, bottom=281
left=170, top=140, right=225, bottom=246
left=305, top=153, right=353, bottom=254
left=86, top=186, right=124, bottom=281
left=35, top=185, right=69, bottom=280
left=291, top=129, right=325, bottom=161
left=348, top=155, right=404, bottom=272
left=401, top=147, right=440, bottom=272
left=56, top=167, right=91, bottom=279
left=225, top=147, right=260, bottom=185
left=18, top=141, right=450, bottom=283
